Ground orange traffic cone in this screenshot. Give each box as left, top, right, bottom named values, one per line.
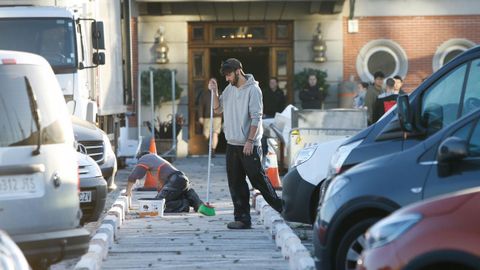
left=143, top=137, right=158, bottom=189
left=149, top=136, right=157, bottom=154
left=265, top=150, right=282, bottom=190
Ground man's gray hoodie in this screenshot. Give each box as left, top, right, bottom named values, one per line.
left=218, top=74, right=263, bottom=146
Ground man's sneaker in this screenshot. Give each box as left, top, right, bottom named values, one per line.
left=227, top=221, right=251, bottom=229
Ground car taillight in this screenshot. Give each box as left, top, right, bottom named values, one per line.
left=1, top=58, right=16, bottom=64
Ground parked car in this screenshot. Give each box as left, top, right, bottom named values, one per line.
left=358, top=187, right=480, bottom=270
left=0, top=50, right=89, bottom=268
left=0, top=230, right=30, bottom=270
left=72, top=116, right=118, bottom=191
left=283, top=46, right=480, bottom=226
left=313, top=108, right=480, bottom=270
left=281, top=138, right=346, bottom=224
left=327, top=45, right=480, bottom=181
left=76, top=151, right=107, bottom=224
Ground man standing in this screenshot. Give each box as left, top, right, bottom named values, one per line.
left=262, top=77, right=286, bottom=118
left=299, top=74, right=326, bottom=109
left=125, top=153, right=206, bottom=214
left=209, top=58, right=283, bottom=229
left=372, top=78, right=398, bottom=123
left=365, top=71, right=385, bottom=125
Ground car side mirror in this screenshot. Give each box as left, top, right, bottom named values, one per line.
left=93, top=52, right=105, bottom=65
left=437, top=137, right=468, bottom=177
left=91, top=21, right=105, bottom=50
left=397, top=95, right=413, bottom=132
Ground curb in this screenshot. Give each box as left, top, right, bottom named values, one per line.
left=254, top=195, right=315, bottom=270
left=74, top=195, right=130, bottom=270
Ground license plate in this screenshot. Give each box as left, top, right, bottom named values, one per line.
left=0, top=175, right=41, bottom=198
left=79, top=191, right=92, bottom=203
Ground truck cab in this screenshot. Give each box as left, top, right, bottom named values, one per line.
left=0, top=6, right=105, bottom=122
left=0, top=5, right=120, bottom=187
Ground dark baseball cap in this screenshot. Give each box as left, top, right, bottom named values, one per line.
left=220, top=58, right=243, bottom=75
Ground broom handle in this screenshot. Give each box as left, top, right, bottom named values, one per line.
left=206, top=88, right=214, bottom=203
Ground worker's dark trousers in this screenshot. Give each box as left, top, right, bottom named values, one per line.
left=155, top=172, right=204, bottom=212
left=226, top=144, right=283, bottom=226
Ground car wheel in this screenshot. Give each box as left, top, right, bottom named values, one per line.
left=335, top=217, right=381, bottom=270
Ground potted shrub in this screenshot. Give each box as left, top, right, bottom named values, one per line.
left=140, top=68, right=184, bottom=139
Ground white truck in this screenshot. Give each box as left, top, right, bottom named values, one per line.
left=0, top=0, right=126, bottom=128
left=0, top=1, right=126, bottom=189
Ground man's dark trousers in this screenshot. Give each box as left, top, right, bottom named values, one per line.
left=226, top=144, right=283, bottom=226
left=155, top=172, right=203, bottom=212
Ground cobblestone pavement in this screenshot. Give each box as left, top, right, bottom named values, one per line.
left=52, top=155, right=315, bottom=269
left=103, top=155, right=288, bottom=270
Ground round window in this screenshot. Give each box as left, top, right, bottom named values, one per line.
left=367, top=50, right=396, bottom=77
left=443, top=49, right=464, bottom=65
left=356, top=40, right=408, bottom=83
left=433, top=39, right=476, bottom=71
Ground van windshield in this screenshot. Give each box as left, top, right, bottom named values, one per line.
left=0, top=64, right=65, bottom=147
left=0, top=18, right=76, bottom=74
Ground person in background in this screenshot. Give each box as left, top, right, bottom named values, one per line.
left=372, top=78, right=398, bottom=123
left=365, top=71, right=385, bottom=125
left=353, top=81, right=368, bottom=109
left=393, top=75, right=406, bottom=95
left=262, top=77, right=286, bottom=118
left=299, top=73, right=326, bottom=109
left=209, top=58, right=283, bottom=230
left=199, top=78, right=222, bottom=157
left=261, top=77, right=286, bottom=157
left=125, top=153, right=207, bottom=214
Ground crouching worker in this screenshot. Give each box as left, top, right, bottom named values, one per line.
left=125, top=153, right=206, bottom=214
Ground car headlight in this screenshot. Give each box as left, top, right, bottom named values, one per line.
left=328, top=139, right=363, bottom=177
left=84, top=162, right=102, bottom=177
left=102, top=133, right=114, bottom=159
left=293, top=145, right=317, bottom=167
left=78, top=153, right=102, bottom=177
left=323, top=176, right=349, bottom=202
left=366, top=213, right=422, bottom=249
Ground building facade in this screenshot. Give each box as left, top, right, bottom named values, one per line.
left=128, top=0, right=480, bottom=156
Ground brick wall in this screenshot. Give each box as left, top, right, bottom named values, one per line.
left=343, top=15, right=480, bottom=92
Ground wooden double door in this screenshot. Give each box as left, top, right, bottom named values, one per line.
left=188, top=22, right=293, bottom=155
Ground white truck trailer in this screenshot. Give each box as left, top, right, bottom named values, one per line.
left=0, top=0, right=126, bottom=131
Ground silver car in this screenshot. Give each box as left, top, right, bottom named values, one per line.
left=77, top=151, right=107, bottom=224
left=0, top=50, right=89, bottom=268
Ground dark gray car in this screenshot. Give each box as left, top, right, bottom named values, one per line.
left=313, top=108, right=480, bottom=270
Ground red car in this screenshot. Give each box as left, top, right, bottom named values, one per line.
left=358, top=187, right=480, bottom=270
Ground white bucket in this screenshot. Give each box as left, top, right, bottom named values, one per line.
left=138, top=198, right=165, bottom=218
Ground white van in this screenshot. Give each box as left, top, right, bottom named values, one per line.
left=0, top=50, right=89, bottom=268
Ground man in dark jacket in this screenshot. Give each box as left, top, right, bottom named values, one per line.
left=299, top=74, right=326, bottom=109
left=365, top=71, right=385, bottom=125
left=372, top=78, right=398, bottom=123
left=262, top=77, right=286, bottom=118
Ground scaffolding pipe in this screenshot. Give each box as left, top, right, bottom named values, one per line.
left=150, top=70, right=155, bottom=139
left=137, top=71, right=142, bottom=142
